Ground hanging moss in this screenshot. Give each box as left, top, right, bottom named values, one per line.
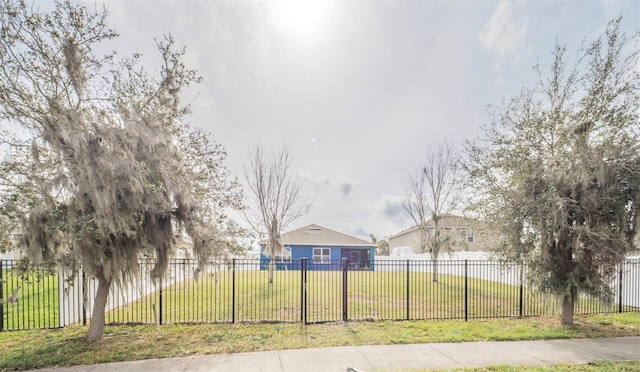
left=0, top=0, right=244, bottom=340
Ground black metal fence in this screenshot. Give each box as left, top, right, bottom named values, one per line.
left=0, top=259, right=61, bottom=331
left=1, top=258, right=639, bottom=331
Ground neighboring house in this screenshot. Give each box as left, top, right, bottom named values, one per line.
left=0, top=231, right=25, bottom=260
left=0, top=247, right=23, bottom=260
left=259, top=224, right=375, bottom=271
left=170, top=219, right=195, bottom=259
left=389, top=214, right=495, bottom=254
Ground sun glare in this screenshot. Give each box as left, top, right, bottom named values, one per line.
left=270, top=1, right=331, bottom=43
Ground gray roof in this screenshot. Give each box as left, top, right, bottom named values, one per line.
left=274, top=224, right=374, bottom=247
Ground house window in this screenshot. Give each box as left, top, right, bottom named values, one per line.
left=277, top=246, right=292, bottom=263
left=460, top=229, right=474, bottom=243
left=460, top=229, right=467, bottom=242
left=313, top=247, right=330, bottom=264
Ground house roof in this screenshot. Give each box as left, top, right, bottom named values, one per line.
left=389, top=214, right=480, bottom=239
left=264, top=224, right=374, bottom=247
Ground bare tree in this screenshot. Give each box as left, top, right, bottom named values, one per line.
left=0, top=0, right=242, bottom=340
left=402, top=141, right=461, bottom=282
left=244, top=144, right=310, bottom=283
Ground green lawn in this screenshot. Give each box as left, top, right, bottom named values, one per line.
left=1, top=265, right=633, bottom=331
left=104, top=268, right=630, bottom=325
left=1, top=269, right=59, bottom=331
left=0, top=313, right=638, bottom=371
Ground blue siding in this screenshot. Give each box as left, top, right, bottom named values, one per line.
left=259, top=244, right=375, bottom=271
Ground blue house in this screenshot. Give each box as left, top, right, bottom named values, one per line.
left=260, top=224, right=375, bottom=271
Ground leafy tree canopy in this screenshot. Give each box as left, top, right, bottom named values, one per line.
left=0, top=0, right=243, bottom=339
left=465, top=17, right=640, bottom=324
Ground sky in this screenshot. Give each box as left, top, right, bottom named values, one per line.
left=83, top=0, right=638, bottom=242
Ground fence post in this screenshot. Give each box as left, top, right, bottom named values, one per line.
left=464, top=260, right=468, bottom=322
left=81, top=271, right=87, bottom=326
left=618, top=265, right=623, bottom=313
left=342, top=258, right=348, bottom=321
left=301, top=258, right=307, bottom=324
left=159, top=285, right=163, bottom=325
left=406, top=260, right=410, bottom=320
left=232, top=258, right=236, bottom=324
left=0, top=259, right=3, bottom=332
left=519, top=263, right=524, bottom=318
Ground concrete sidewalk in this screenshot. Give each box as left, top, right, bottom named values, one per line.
left=31, top=337, right=640, bottom=372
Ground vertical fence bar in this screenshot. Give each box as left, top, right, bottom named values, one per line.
left=159, top=277, right=163, bottom=325
left=232, top=258, right=236, bottom=324
left=633, top=260, right=639, bottom=313
left=81, top=271, right=87, bottom=326
left=42, top=271, right=47, bottom=328
left=301, top=258, right=307, bottom=324
left=464, top=260, right=468, bottom=322
left=618, top=266, right=623, bottom=313
left=66, top=269, right=71, bottom=328
left=181, top=260, right=186, bottom=323
left=406, top=260, right=410, bottom=320
left=519, top=263, right=524, bottom=318
left=342, top=258, right=348, bottom=321
left=20, top=270, right=25, bottom=330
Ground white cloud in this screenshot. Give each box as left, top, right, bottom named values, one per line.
left=478, top=2, right=527, bottom=57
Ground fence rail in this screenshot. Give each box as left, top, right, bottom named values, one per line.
left=1, top=258, right=639, bottom=331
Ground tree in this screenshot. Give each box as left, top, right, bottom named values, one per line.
left=369, top=233, right=389, bottom=256
left=402, top=141, right=461, bottom=282
left=0, top=130, right=30, bottom=253
left=244, top=144, right=309, bottom=284
left=0, top=0, right=242, bottom=340
left=465, top=18, right=640, bottom=324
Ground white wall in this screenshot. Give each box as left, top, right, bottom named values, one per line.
left=376, top=253, right=640, bottom=308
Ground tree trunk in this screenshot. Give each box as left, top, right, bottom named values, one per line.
left=431, top=258, right=438, bottom=283
left=561, top=288, right=577, bottom=325
left=432, top=220, right=440, bottom=283
left=268, top=260, right=275, bottom=284
left=85, top=274, right=111, bottom=341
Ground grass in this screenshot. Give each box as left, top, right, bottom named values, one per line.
left=1, top=262, right=637, bottom=369
left=0, top=313, right=638, bottom=371
left=2, top=262, right=636, bottom=329
left=1, top=269, right=59, bottom=331
left=104, top=268, right=629, bottom=325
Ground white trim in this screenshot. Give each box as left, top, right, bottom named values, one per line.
left=287, top=243, right=374, bottom=248
left=313, top=247, right=331, bottom=264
